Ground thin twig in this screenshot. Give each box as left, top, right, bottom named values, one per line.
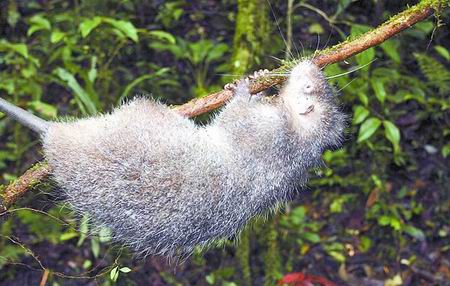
left=40, top=269, right=50, bottom=286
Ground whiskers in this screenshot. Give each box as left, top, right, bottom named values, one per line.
left=217, top=72, right=289, bottom=79
left=336, top=78, right=357, bottom=93
left=325, top=59, right=377, bottom=80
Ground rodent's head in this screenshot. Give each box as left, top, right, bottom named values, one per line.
left=280, top=60, right=344, bottom=146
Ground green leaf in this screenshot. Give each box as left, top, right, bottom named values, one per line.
left=371, top=79, right=386, bottom=104
left=357, top=117, right=381, bottom=143
left=91, top=238, right=100, bottom=258
left=9, top=43, right=29, bottom=58
left=309, top=23, right=324, bottom=34
left=404, top=225, right=425, bottom=241
left=380, top=40, right=400, bottom=63
left=415, top=21, right=434, bottom=34
left=356, top=48, right=375, bottom=70
left=371, top=174, right=383, bottom=189
left=28, top=101, right=57, bottom=118
left=60, top=232, right=79, bottom=241
left=205, top=274, right=215, bottom=284
left=335, top=0, right=352, bottom=16
left=378, top=215, right=391, bottom=226
left=27, top=15, right=51, bottom=36
left=390, top=217, right=401, bottom=231
left=148, top=30, right=176, bottom=44
left=77, top=214, right=89, bottom=246
left=435, top=45, right=450, bottom=61
left=357, top=92, right=369, bottom=106
left=206, top=43, right=229, bottom=62
left=7, top=2, right=20, bottom=27
left=359, top=236, right=372, bottom=252
left=148, top=41, right=184, bottom=58
left=383, top=120, right=401, bottom=153
left=351, top=25, right=375, bottom=69
left=0, top=245, right=27, bottom=268
left=303, top=232, right=321, bottom=243
left=119, top=267, right=132, bottom=273
left=353, top=105, right=370, bottom=125
left=328, top=251, right=346, bottom=263
left=88, top=56, right=98, bottom=83
left=16, top=209, right=64, bottom=244
left=79, top=17, right=102, bottom=38
left=0, top=42, right=29, bottom=58
left=103, top=18, right=139, bottom=42
left=350, top=24, right=371, bottom=37
left=50, top=30, right=65, bottom=44
left=83, top=260, right=92, bottom=269
left=110, top=266, right=119, bottom=282
left=290, top=206, right=306, bottom=225
left=189, top=39, right=213, bottom=65
left=54, top=67, right=97, bottom=115
left=442, top=144, right=450, bottom=158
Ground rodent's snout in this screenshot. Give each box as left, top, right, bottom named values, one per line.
left=289, top=61, right=321, bottom=94
left=281, top=60, right=327, bottom=117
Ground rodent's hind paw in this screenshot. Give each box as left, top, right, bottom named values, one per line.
left=224, top=78, right=250, bottom=95
left=224, top=79, right=252, bottom=102
left=224, top=77, right=250, bottom=91
left=233, top=79, right=251, bottom=97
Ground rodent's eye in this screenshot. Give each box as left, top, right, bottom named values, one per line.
left=304, top=84, right=313, bottom=93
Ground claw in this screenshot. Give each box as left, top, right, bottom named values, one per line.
left=224, top=69, right=269, bottom=91
left=248, top=69, right=270, bottom=80
left=224, top=82, right=237, bottom=91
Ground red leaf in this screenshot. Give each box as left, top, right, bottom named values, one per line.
left=279, top=272, right=337, bottom=286
left=308, top=275, right=337, bottom=286
left=279, top=272, right=306, bottom=284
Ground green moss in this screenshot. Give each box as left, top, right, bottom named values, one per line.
left=236, top=228, right=252, bottom=286
left=231, top=0, right=270, bottom=75
left=263, top=217, right=282, bottom=286
left=27, top=161, right=49, bottom=186
left=230, top=3, right=272, bottom=284
left=308, top=0, right=448, bottom=64
left=0, top=185, right=6, bottom=212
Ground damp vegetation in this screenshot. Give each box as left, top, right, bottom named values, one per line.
left=0, top=1, right=449, bottom=285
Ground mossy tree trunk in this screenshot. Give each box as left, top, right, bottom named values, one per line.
left=230, top=0, right=270, bottom=76
left=229, top=1, right=277, bottom=285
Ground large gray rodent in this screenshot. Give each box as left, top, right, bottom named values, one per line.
left=0, top=60, right=345, bottom=256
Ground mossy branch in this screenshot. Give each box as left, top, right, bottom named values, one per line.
left=0, top=0, right=446, bottom=211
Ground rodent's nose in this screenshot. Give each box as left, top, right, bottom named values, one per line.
left=299, top=105, right=315, bottom=115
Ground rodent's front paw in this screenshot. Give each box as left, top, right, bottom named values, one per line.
left=248, top=69, right=270, bottom=81
left=224, top=69, right=269, bottom=92
left=224, top=82, right=238, bottom=91
left=233, top=79, right=251, bottom=97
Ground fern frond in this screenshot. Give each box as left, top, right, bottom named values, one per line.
left=414, top=53, right=450, bottom=93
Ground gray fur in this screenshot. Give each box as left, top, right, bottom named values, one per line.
left=3, top=60, right=346, bottom=256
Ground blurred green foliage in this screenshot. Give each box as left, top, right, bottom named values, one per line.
left=0, top=0, right=449, bottom=285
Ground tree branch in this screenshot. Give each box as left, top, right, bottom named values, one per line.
left=0, top=0, right=445, bottom=211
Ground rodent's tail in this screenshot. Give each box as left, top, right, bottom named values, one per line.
left=0, top=97, right=49, bottom=134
